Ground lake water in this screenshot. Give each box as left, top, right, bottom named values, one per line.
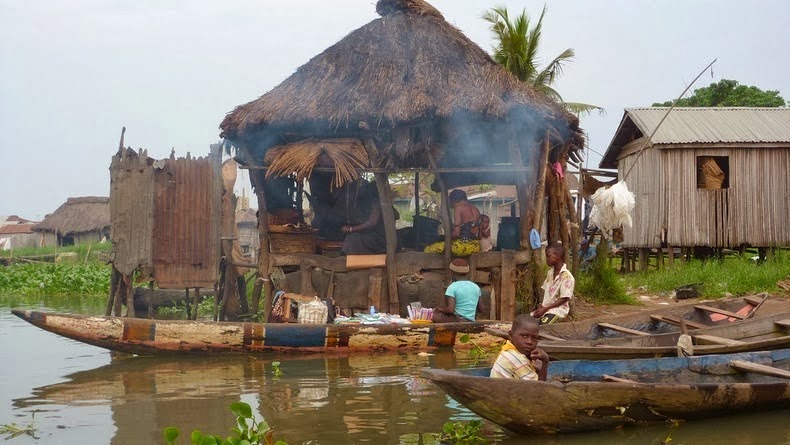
left=1, top=303, right=789, bottom=445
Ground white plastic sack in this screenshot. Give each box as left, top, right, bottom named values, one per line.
left=298, top=297, right=329, bottom=324
left=588, top=181, right=636, bottom=235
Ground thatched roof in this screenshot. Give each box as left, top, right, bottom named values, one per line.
left=220, top=0, right=581, bottom=163
left=34, top=197, right=110, bottom=235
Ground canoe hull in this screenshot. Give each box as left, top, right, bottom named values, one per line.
left=11, top=310, right=509, bottom=355
left=422, top=349, right=790, bottom=435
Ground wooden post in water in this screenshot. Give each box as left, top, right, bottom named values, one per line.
left=426, top=150, right=453, bottom=283
left=250, top=170, right=273, bottom=323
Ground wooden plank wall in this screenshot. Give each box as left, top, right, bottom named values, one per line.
left=152, top=149, right=222, bottom=289
left=617, top=144, right=663, bottom=248
left=109, top=148, right=154, bottom=276
left=621, top=145, right=790, bottom=248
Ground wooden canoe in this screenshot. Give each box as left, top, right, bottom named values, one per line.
left=421, top=348, right=790, bottom=435
left=537, top=294, right=789, bottom=341
left=10, top=309, right=509, bottom=355
left=516, top=312, right=790, bottom=360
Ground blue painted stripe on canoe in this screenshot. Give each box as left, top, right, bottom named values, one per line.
left=263, top=324, right=328, bottom=348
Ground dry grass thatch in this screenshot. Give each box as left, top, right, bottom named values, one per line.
left=220, top=0, right=578, bottom=148
left=34, top=197, right=110, bottom=235
left=265, top=139, right=370, bottom=188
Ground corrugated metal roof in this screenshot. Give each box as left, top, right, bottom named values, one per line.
left=626, top=107, right=790, bottom=144
left=0, top=223, right=36, bottom=235
left=600, top=107, right=790, bottom=169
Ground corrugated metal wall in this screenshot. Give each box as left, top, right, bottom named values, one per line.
left=620, top=145, right=790, bottom=248
left=152, top=151, right=222, bottom=289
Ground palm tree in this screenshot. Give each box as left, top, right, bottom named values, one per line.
left=483, top=5, right=603, bottom=116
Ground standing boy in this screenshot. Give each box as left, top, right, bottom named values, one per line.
left=531, top=243, right=574, bottom=325
left=490, top=314, right=549, bottom=380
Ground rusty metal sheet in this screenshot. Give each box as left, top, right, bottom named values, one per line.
left=152, top=148, right=222, bottom=289
left=110, top=148, right=154, bottom=276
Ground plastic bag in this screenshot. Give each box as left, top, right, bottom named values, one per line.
left=298, top=296, right=329, bottom=324
left=588, top=181, right=636, bottom=235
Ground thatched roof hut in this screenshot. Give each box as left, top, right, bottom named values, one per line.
left=34, top=197, right=110, bottom=246
left=221, top=0, right=582, bottom=180
left=218, top=0, right=585, bottom=320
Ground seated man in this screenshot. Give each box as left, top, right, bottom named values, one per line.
left=579, top=238, right=597, bottom=272
left=431, top=258, right=482, bottom=322
left=490, top=314, right=549, bottom=380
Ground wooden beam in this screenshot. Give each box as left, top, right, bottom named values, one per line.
left=539, top=332, right=567, bottom=342
left=729, top=360, right=790, bottom=379
left=649, top=315, right=708, bottom=330
left=694, top=305, right=746, bottom=320
left=597, top=323, right=651, bottom=336
left=602, top=374, right=639, bottom=384
left=693, top=334, right=746, bottom=346
left=774, top=319, right=790, bottom=329
left=501, top=250, right=516, bottom=321
left=250, top=170, right=273, bottom=324
left=426, top=150, right=453, bottom=282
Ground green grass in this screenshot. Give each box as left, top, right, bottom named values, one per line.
left=620, top=250, right=790, bottom=298
left=575, top=243, right=635, bottom=305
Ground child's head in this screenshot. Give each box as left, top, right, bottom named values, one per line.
left=509, top=314, right=540, bottom=356
left=479, top=214, right=490, bottom=229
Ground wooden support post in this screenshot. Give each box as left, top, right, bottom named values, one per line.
left=250, top=170, right=273, bottom=322
left=213, top=281, right=220, bottom=321
left=251, top=275, right=263, bottom=318
left=657, top=248, right=664, bottom=270
left=491, top=266, right=501, bottom=320
left=364, top=138, right=400, bottom=314
left=565, top=183, right=580, bottom=277
left=237, top=276, right=249, bottom=314
left=426, top=149, right=453, bottom=282
left=639, top=249, right=648, bottom=271
left=124, top=274, right=135, bottom=318
left=667, top=246, right=675, bottom=268
left=501, top=250, right=516, bottom=321
left=106, top=266, right=120, bottom=316
left=367, top=268, right=383, bottom=313
left=184, top=287, right=191, bottom=319
left=147, top=281, right=155, bottom=318
left=192, top=287, right=200, bottom=320
left=622, top=248, right=630, bottom=272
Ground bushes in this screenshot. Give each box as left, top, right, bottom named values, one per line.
left=0, top=262, right=110, bottom=297
left=575, top=243, right=633, bottom=305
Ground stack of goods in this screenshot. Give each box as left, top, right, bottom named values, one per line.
left=407, top=302, right=433, bottom=323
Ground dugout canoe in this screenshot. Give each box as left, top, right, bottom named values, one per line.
left=536, top=294, right=789, bottom=342
left=421, top=348, right=790, bottom=435
left=501, top=312, right=790, bottom=360
left=10, top=309, right=509, bottom=355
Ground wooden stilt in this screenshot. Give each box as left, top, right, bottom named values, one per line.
left=250, top=170, right=272, bottom=322
left=124, top=274, right=135, bottom=318
left=184, top=287, right=191, bottom=319
left=106, top=266, right=120, bottom=316
left=667, top=245, right=675, bottom=268
left=147, top=281, right=155, bottom=318
left=192, top=287, right=200, bottom=320
left=213, top=281, right=220, bottom=321
left=426, top=150, right=453, bottom=283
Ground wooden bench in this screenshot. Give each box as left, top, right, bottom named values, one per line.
left=692, top=334, right=746, bottom=346
left=597, top=323, right=650, bottom=336
left=694, top=305, right=746, bottom=320
left=650, top=315, right=707, bottom=330
left=540, top=332, right=567, bottom=342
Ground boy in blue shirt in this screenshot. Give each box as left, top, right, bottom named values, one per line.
left=432, top=258, right=482, bottom=322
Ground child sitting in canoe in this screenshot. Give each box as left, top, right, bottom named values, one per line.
left=490, top=314, right=549, bottom=381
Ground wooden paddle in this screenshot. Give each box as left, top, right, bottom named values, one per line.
left=729, top=360, right=790, bottom=379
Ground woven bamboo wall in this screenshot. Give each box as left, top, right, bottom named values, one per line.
left=619, top=144, right=790, bottom=248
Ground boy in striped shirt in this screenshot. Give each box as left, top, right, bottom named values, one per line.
left=490, top=314, right=549, bottom=381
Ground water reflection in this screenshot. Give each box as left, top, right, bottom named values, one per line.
left=4, top=305, right=790, bottom=444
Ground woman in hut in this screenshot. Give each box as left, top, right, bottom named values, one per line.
left=338, top=180, right=388, bottom=255
left=424, top=189, right=481, bottom=256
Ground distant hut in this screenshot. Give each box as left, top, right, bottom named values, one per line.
left=0, top=219, right=38, bottom=250
left=236, top=207, right=259, bottom=259
left=220, top=0, right=583, bottom=320
left=34, top=197, right=110, bottom=247
left=600, top=107, right=790, bottom=254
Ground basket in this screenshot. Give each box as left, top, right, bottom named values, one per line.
left=269, top=232, right=317, bottom=253
left=267, top=208, right=300, bottom=226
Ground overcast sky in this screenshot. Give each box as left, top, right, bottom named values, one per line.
left=1, top=0, right=788, bottom=220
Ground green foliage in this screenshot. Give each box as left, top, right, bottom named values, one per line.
left=0, top=262, right=110, bottom=297
left=575, top=243, right=634, bottom=305
left=482, top=5, right=602, bottom=116
left=457, top=334, right=502, bottom=363
left=271, top=361, right=283, bottom=377
left=0, top=242, right=111, bottom=262
left=0, top=412, right=37, bottom=440
left=157, top=296, right=216, bottom=318
left=164, top=402, right=286, bottom=445
left=652, top=79, right=786, bottom=107
left=621, top=250, right=790, bottom=298
left=437, top=420, right=486, bottom=444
